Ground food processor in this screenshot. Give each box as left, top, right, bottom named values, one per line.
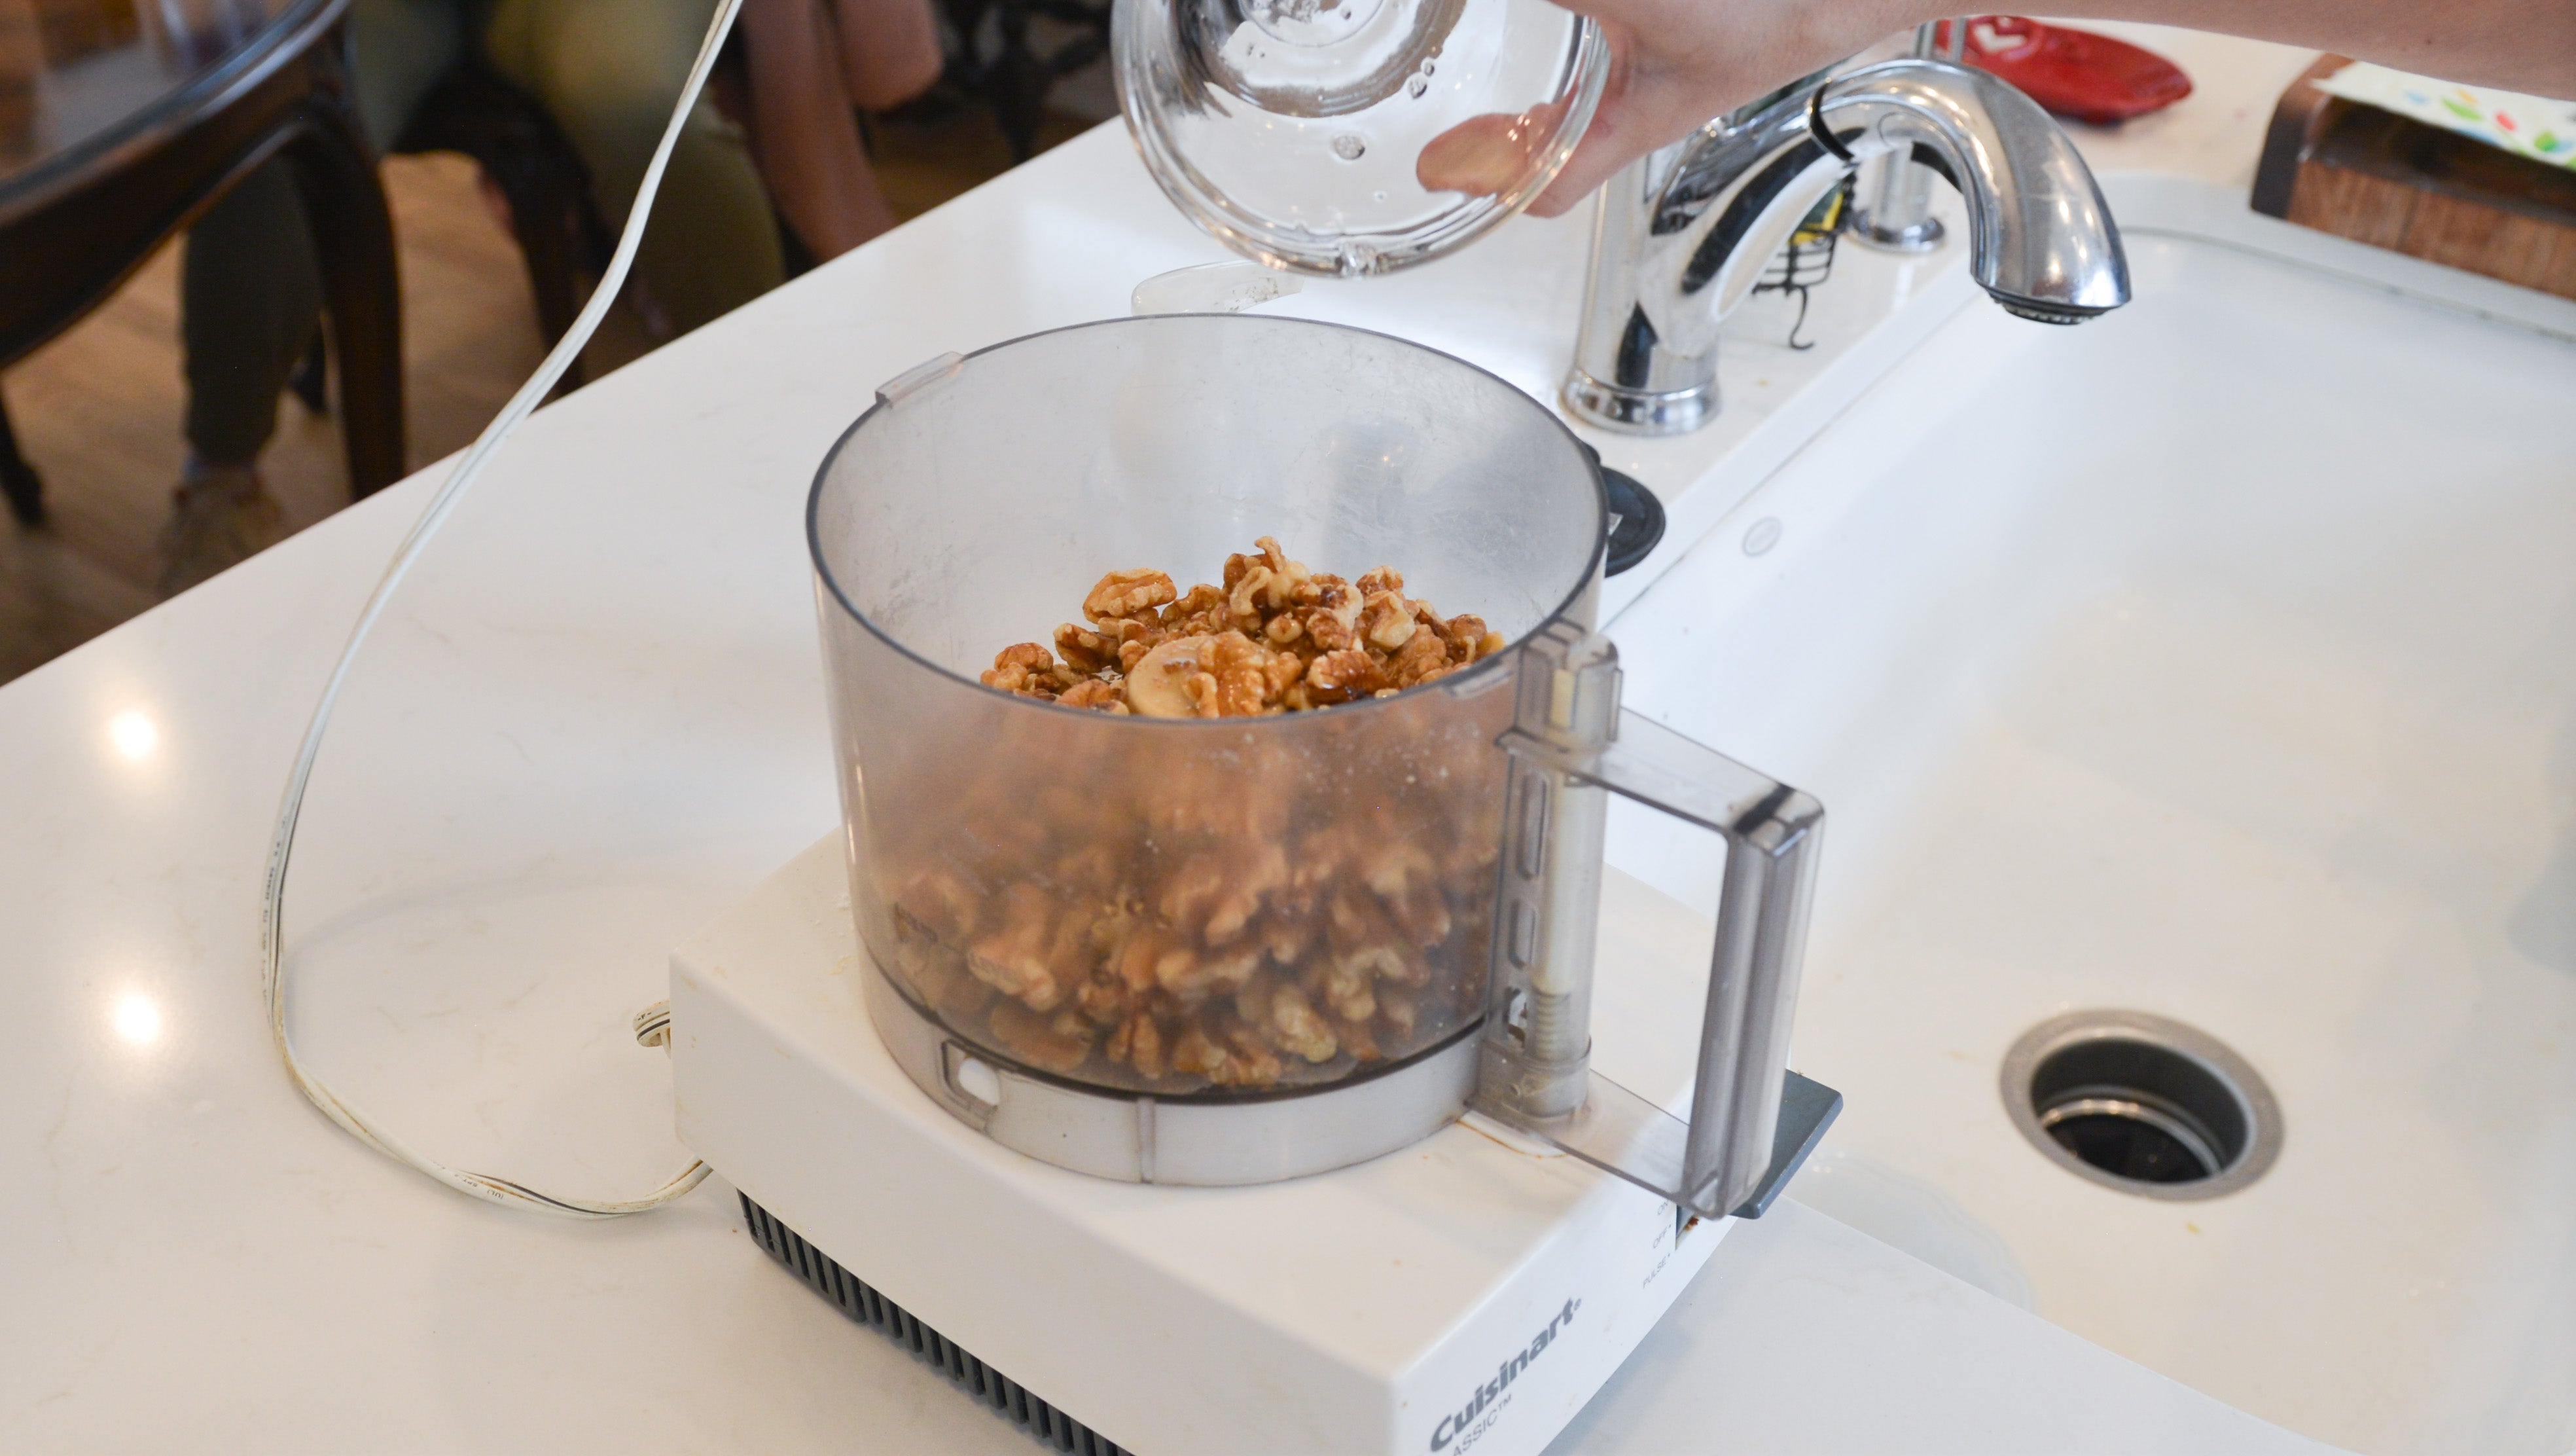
left=669, top=311, right=1840, bottom=1455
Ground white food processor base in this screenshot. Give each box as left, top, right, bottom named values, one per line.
left=671, top=835, right=1831, bottom=1456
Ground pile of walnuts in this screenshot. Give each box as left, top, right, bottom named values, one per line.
left=979, top=537, right=1509, bottom=717
left=867, top=539, right=1516, bottom=1093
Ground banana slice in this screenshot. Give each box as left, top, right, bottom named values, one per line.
left=1125, top=636, right=1213, bottom=718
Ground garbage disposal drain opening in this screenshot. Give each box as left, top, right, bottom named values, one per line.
left=2002, top=1011, right=2281, bottom=1201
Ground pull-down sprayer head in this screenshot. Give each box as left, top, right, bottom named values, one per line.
left=1564, top=58, right=2130, bottom=434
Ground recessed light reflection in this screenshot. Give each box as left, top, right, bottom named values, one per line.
left=113, top=993, right=162, bottom=1046
left=109, top=711, right=158, bottom=761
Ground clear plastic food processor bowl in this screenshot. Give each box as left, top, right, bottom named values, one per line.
left=809, top=314, right=1603, bottom=1181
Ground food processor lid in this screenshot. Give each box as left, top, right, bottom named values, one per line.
left=1113, top=0, right=1608, bottom=276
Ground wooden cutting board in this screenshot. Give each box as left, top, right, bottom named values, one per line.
left=2253, top=54, right=2576, bottom=299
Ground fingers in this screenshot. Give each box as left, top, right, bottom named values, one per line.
left=1524, top=51, right=1717, bottom=215
left=1518, top=0, right=1921, bottom=214
left=1415, top=98, right=1574, bottom=196
left=1539, top=0, right=1666, bottom=37
left=1528, top=103, right=1655, bottom=215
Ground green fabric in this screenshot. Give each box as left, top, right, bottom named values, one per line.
left=182, top=162, right=322, bottom=467
left=484, top=0, right=783, bottom=337
left=180, top=0, right=781, bottom=467
left=181, top=0, right=456, bottom=466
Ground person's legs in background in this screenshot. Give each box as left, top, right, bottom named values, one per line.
left=829, top=0, right=944, bottom=114
left=173, top=0, right=788, bottom=594
left=486, top=0, right=783, bottom=338
left=738, top=0, right=942, bottom=261
left=172, top=163, right=316, bottom=593
left=168, top=0, right=461, bottom=595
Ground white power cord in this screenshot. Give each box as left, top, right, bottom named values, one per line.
left=259, top=0, right=744, bottom=1218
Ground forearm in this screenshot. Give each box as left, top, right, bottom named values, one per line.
left=1533, top=0, right=2576, bottom=214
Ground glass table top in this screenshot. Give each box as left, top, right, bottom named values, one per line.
left=1, top=0, right=311, bottom=215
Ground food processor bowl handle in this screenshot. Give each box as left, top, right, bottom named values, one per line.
left=1471, top=622, right=1825, bottom=1218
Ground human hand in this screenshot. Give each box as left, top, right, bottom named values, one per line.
left=1522, top=0, right=1922, bottom=214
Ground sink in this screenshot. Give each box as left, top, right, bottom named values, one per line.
left=1601, top=175, right=2576, bottom=1455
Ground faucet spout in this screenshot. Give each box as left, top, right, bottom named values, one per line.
left=1563, top=58, right=2130, bottom=435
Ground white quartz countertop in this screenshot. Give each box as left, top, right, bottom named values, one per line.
left=0, top=26, right=2333, bottom=1453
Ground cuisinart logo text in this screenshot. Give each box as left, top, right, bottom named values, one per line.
left=1428, top=1298, right=1581, bottom=1451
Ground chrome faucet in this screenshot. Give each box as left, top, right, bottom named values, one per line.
left=1562, top=58, right=2131, bottom=435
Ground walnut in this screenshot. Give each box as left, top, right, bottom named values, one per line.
left=1300, top=582, right=1360, bottom=652
left=1355, top=566, right=1404, bottom=597
left=1386, top=627, right=1451, bottom=687
left=1058, top=678, right=1129, bottom=713
left=1303, top=648, right=1386, bottom=705
left=1312, top=953, right=1377, bottom=1024
left=1259, top=911, right=1315, bottom=966
left=1358, top=591, right=1418, bottom=651
left=1107, top=1010, right=1168, bottom=1078
left=1056, top=622, right=1117, bottom=672
left=897, top=866, right=984, bottom=944
left=980, top=642, right=1058, bottom=696
left=1109, top=923, right=1189, bottom=996
left=1264, top=647, right=1305, bottom=700
left=1389, top=881, right=1453, bottom=947
left=1217, top=1024, right=1287, bottom=1085
left=942, top=975, right=1001, bottom=1023
left=1076, top=964, right=1132, bottom=1025
left=1204, top=630, right=1283, bottom=717
left=1272, top=984, right=1350, bottom=1061
left=1085, top=568, right=1177, bottom=623
left=1435, top=613, right=1485, bottom=661
left=1337, top=1015, right=1383, bottom=1063
left=1160, top=841, right=1285, bottom=944
left=1257, top=536, right=1306, bottom=583
left=1160, top=583, right=1230, bottom=636
left=1359, top=835, right=1434, bottom=901
left=1227, top=566, right=1267, bottom=619
left=1168, top=1025, right=1230, bottom=1081
left=1159, top=943, right=1261, bottom=1000
left=989, top=1001, right=1095, bottom=1074
left=967, top=883, right=1078, bottom=1011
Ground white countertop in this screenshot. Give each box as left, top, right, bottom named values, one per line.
left=1, top=27, right=2333, bottom=1453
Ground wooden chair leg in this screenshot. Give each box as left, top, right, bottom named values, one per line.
left=483, top=156, right=590, bottom=390
left=289, top=325, right=330, bottom=414
left=990, top=3, right=1048, bottom=163
left=280, top=45, right=406, bottom=499
left=0, top=388, right=45, bottom=528
left=394, top=62, right=608, bottom=394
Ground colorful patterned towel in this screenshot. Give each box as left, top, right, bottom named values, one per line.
left=2313, top=62, right=2576, bottom=170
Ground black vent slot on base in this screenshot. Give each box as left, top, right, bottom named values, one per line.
left=740, top=1193, right=1134, bottom=1456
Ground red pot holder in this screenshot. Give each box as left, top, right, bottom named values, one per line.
left=1958, top=16, right=2193, bottom=125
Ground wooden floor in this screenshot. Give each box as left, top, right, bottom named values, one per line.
left=0, top=95, right=1091, bottom=686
